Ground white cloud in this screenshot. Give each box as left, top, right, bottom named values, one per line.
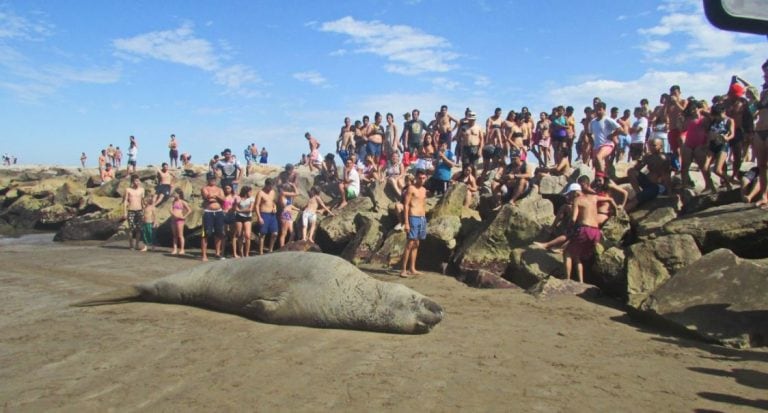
left=617, top=15, right=627, bottom=21
left=431, top=77, right=459, bottom=91
left=293, top=71, right=328, bottom=87
left=474, top=75, right=491, bottom=88
left=319, top=16, right=459, bottom=75
left=329, top=48, right=347, bottom=57
left=113, top=23, right=262, bottom=95
left=641, top=40, right=671, bottom=54
left=0, top=8, right=53, bottom=40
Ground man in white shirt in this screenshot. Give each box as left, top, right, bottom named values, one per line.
left=589, top=102, right=621, bottom=174
left=629, top=107, right=649, bottom=161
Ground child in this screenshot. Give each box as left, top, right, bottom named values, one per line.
left=302, top=187, right=334, bottom=243
left=169, top=188, right=191, bottom=255
left=142, top=194, right=157, bottom=251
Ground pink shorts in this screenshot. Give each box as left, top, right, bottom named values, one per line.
left=566, top=225, right=602, bottom=259
left=592, top=142, right=615, bottom=157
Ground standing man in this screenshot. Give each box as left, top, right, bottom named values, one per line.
left=437, top=105, right=458, bottom=148
left=665, top=85, right=688, bottom=171
left=107, top=144, right=116, bottom=166
left=305, top=132, right=322, bottom=172
left=255, top=178, right=278, bottom=255
left=126, top=136, right=138, bottom=174
left=215, top=148, right=242, bottom=193
left=98, top=149, right=107, bottom=173
left=459, top=111, right=485, bottom=171
left=200, top=173, right=225, bottom=261
left=400, top=169, right=428, bottom=278
left=153, top=162, right=174, bottom=206
left=168, top=134, right=179, bottom=169
left=403, top=109, right=428, bottom=157
left=123, top=174, right=146, bottom=251
left=589, top=102, right=621, bottom=174
left=367, top=112, right=385, bottom=161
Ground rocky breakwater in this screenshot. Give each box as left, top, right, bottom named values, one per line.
left=2, top=165, right=767, bottom=347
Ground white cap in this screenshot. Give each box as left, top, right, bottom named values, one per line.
left=565, top=183, right=582, bottom=194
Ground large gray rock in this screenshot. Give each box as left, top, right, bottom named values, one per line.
left=527, top=277, right=600, bottom=300
left=369, top=230, right=407, bottom=268
left=626, top=234, right=702, bottom=308
left=591, top=246, right=626, bottom=298
left=454, top=193, right=554, bottom=288
left=0, top=195, right=52, bottom=229
left=600, top=208, right=631, bottom=248
left=340, top=213, right=386, bottom=265
left=635, top=206, right=677, bottom=239
left=663, top=203, right=768, bottom=258
left=508, top=247, right=565, bottom=289
left=54, top=213, right=122, bottom=241
left=316, top=196, right=374, bottom=253
left=537, top=174, right=569, bottom=196
left=679, top=187, right=742, bottom=215
left=641, top=249, right=768, bottom=348
left=431, top=183, right=467, bottom=219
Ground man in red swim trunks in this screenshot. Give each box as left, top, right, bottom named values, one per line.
left=563, top=183, right=603, bottom=283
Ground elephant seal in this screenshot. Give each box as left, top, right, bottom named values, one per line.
left=74, top=252, right=443, bottom=334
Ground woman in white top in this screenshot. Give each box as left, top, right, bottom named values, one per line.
left=232, top=186, right=255, bottom=257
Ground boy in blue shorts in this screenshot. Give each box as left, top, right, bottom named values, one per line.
left=400, top=169, right=428, bottom=278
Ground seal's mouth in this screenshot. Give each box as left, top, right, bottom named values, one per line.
left=414, top=298, right=444, bottom=333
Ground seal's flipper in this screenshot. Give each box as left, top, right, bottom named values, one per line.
left=71, top=286, right=143, bottom=307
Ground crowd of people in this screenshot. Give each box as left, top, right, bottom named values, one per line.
left=2, top=153, right=18, bottom=166
left=84, top=60, right=768, bottom=282
left=320, top=60, right=767, bottom=280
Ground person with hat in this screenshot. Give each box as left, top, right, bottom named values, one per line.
left=458, top=111, right=484, bottom=171
left=563, top=182, right=615, bottom=283
left=215, top=148, right=242, bottom=193
left=725, top=78, right=752, bottom=183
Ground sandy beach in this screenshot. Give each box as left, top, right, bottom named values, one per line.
left=0, top=235, right=766, bottom=412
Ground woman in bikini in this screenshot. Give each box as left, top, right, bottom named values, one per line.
left=384, top=151, right=405, bottom=194
left=702, top=104, right=736, bottom=191
left=169, top=188, right=191, bottom=255
left=232, top=186, right=254, bottom=257
left=535, top=112, right=552, bottom=167
left=754, top=59, right=768, bottom=208
left=277, top=183, right=299, bottom=248
left=500, top=111, right=517, bottom=157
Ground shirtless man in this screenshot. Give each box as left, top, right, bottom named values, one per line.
left=565, top=106, right=577, bottom=162
left=100, top=163, right=115, bottom=184
left=493, top=150, right=533, bottom=208
left=123, top=174, right=146, bottom=251
left=338, top=117, right=355, bottom=161
left=255, top=178, right=278, bottom=255
left=107, top=144, right=116, bottom=166
left=168, top=134, right=179, bottom=168
left=665, top=85, right=688, bottom=171
left=459, top=111, right=485, bottom=171
left=154, top=162, right=174, bottom=206
left=200, top=173, right=226, bottom=261
left=437, top=105, right=458, bottom=148
left=305, top=132, right=322, bottom=172
left=401, top=169, right=428, bottom=278
left=626, top=138, right=672, bottom=211
left=98, top=150, right=107, bottom=173
left=563, top=183, right=607, bottom=283
left=486, top=108, right=504, bottom=151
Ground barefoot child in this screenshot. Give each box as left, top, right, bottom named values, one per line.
left=169, top=188, right=191, bottom=255
left=400, top=169, right=428, bottom=277
left=301, top=186, right=334, bottom=243
left=142, top=194, right=157, bottom=251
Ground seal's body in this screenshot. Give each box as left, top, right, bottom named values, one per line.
left=74, top=252, right=443, bottom=334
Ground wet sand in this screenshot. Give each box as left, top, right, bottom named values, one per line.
left=0, top=237, right=766, bottom=411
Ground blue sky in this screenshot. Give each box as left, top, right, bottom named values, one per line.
left=1, top=0, right=766, bottom=167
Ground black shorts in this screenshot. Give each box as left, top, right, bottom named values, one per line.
left=462, top=145, right=480, bottom=166
left=155, top=184, right=171, bottom=197
left=235, top=214, right=252, bottom=223
left=169, top=149, right=179, bottom=159
left=636, top=173, right=664, bottom=205
left=202, top=210, right=225, bottom=238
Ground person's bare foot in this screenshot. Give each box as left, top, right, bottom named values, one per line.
left=139, top=246, right=147, bottom=252
left=339, top=201, right=348, bottom=209
left=202, top=257, right=208, bottom=262
left=171, top=249, right=178, bottom=255
left=178, top=250, right=185, bottom=255
left=410, top=270, right=423, bottom=276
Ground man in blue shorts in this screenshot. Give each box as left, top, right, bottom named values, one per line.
left=255, top=178, right=278, bottom=255
left=400, top=169, right=428, bottom=278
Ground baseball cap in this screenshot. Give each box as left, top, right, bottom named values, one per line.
left=565, top=183, right=582, bottom=194
left=467, top=111, right=477, bottom=119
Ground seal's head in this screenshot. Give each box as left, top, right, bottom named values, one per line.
left=373, top=283, right=444, bottom=334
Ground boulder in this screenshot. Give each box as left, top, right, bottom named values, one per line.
left=626, top=234, right=701, bottom=308
left=54, top=213, right=122, bottom=241
left=635, top=206, right=677, bottom=239
left=1, top=195, right=52, bottom=229
left=454, top=193, right=554, bottom=288
left=92, top=179, right=121, bottom=197
left=38, top=204, right=78, bottom=227
left=369, top=230, right=407, bottom=268
left=679, top=187, right=742, bottom=215
left=591, top=246, right=626, bottom=298
left=53, top=180, right=87, bottom=207
left=538, top=174, right=569, bottom=196
left=279, top=240, right=322, bottom=252
left=663, top=203, right=768, bottom=258
left=600, top=208, right=631, bottom=248
left=426, top=215, right=461, bottom=250
left=641, top=249, right=768, bottom=348
left=316, top=196, right=374, bottom=253
left=82, top=196, right=123, bottom=218
left=431, top=183, right=468, bottom=218
left=15, top=178, right=73, bottom=199
left=508, top=247, right=564, bottom=289
left=340, top=213, right=386, bottom=265
left=526, top=278, right=600, bottom=300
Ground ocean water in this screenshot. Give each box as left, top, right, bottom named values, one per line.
left=0, top=232, right=55, bottom=246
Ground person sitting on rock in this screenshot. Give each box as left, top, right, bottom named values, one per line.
left=532, top=195, right=574, bottom=252
left=452, top=164, right=478, bottom=208
left=338, top=156, right=360, bottom=209
left=320, top=153, right=339, bottom=184
left=535, top=146, right=571, bottom=177
left=277, top=163, right=298, bottom=187
left=384, top=152, right=406, bottom=195
left=492, top=150, right=533, bottom=209
left=426, top=141, right=456, bottom=196
left=624, top=137, right=672, bottom=211
left=100, top=163, right=115, bottom=185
